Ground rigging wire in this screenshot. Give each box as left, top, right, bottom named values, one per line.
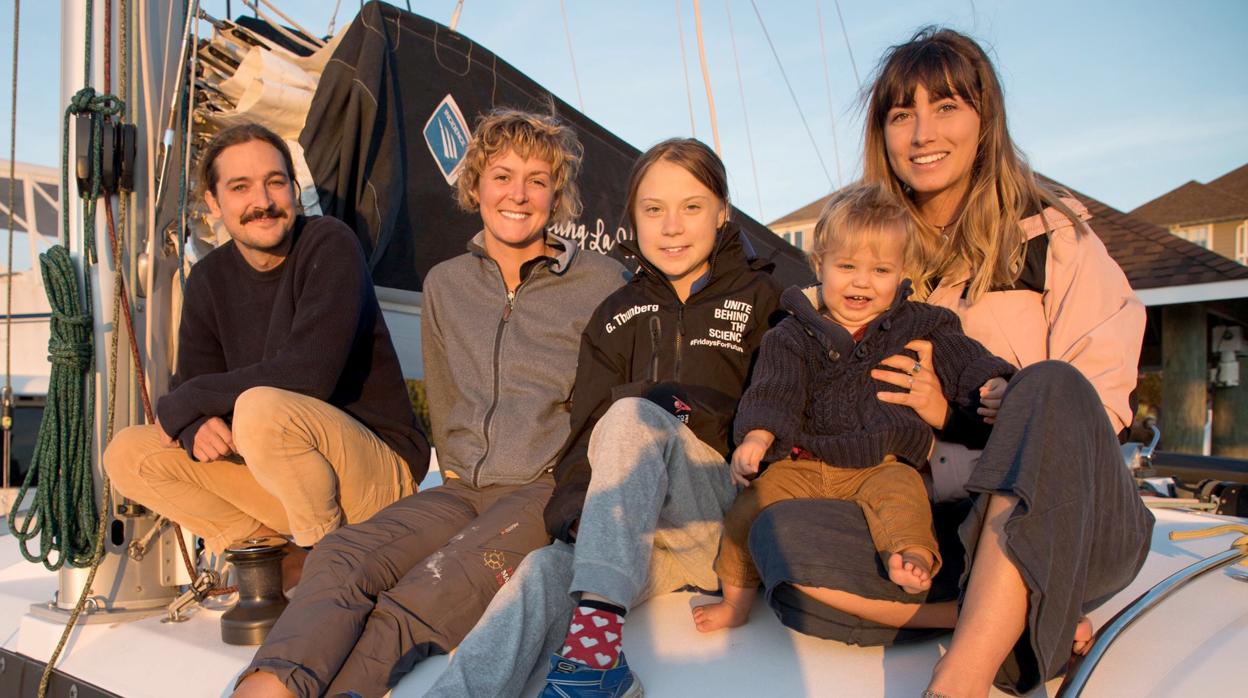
left=723, top=0, right=762, bottom=219
left=241, top=0, right=324, bottom=53
left=748, top=0, right=833, bottom=188
left=674, top=0, right=697, bottom=137
left=815, top=0, right=843, bottom=187
left=691, top=0, right=720, bottom=155
left=3, top=0, right=19, bottom=492
left=831, top=0, right=860, bottom=88
left=558, top=0, right=585, bottom=112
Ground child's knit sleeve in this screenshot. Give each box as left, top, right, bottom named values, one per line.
left=925, top=307, right=1016, bottom=409
left=733, top=322, right=809, bottom=461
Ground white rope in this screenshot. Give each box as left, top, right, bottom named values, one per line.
left=749, top=0, right=833, bottom=188
left=327, top=0, right=343, bottom=36
left=558, top=0, right=585, bottom=111
left=449, top=0, right=464, bottom=31
left=815, top=1, right=843, bottom=187
left=674, top=0, right=697, bottom=137
left=724, top=0, right=762, bottom=219
left=831, top=0, right=860, bottom=88
left=691, top=0, right=720, bottom=155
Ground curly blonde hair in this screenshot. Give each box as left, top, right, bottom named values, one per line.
left=455, top=108, right=584, bottom=224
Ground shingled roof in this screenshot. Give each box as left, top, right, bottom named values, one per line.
left=1208, top=163, right=1248, bottom=201
left=1058, top=180, right=1248, bottom=290
left=768, top=176, right=1248, bottom=293
left=1129, top=179, right=1248, bottom=228
left=769, top=194, right=832, bottom=227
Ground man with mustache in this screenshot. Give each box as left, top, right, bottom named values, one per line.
left=105, top=123, right=429, bottom=590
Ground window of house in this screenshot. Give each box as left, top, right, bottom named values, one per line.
left=793, top=230, right=804, bottom=251
left=1236, top=220, right=1248, bottom=265
left=1173, top=223, right=1211, bottom=249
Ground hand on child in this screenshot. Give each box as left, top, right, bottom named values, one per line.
left=731, top=431, right=773, bottom=487
left=873, top=339, right=950, bottom=429
left=977, top=376, right=1009, bottom=424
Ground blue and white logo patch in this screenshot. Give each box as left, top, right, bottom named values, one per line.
left=423, top=94, right=471, bottom=185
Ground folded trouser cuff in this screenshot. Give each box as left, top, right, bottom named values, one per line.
left=713, top=559, right=761, bottom=589
left=237, top=660, right=323, bottom=698
left=570, top=559, right=640, bottom=612
left=289, top=510, right=343, bottom=548
left=880, top=536, right=943, bottom=577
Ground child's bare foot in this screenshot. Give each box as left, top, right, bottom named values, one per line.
left=692, top=600, right=750, bottom=632
left=888, top=548, right=933, bottom=594
left=1072, top=615, right=1094, bottom=655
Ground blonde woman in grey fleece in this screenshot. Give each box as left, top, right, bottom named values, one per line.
left=232, top=109, right=626, bottom=698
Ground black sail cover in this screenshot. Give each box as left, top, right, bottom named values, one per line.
left=300, top=1, right=814, bottom=292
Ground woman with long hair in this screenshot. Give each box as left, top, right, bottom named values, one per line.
left=748, top=28, right=1154, bottom=697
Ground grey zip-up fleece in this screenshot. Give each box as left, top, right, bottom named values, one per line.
left=421, top=232, right=628, bottom=486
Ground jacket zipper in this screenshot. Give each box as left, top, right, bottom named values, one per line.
left=674, top=305, right=685, bottom=378
left=472, top=268, right=530, bottom=487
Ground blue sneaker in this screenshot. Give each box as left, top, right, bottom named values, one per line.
left=540, top=651, right=644, bottom=698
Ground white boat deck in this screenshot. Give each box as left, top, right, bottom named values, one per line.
left=2, top=502, right=1245, bottom=697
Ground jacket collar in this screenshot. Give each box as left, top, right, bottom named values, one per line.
left=466, top=230, right=581, bottom=275
left=783, top=279, right=914, bottom=356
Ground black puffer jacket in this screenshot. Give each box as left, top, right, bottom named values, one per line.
left=544, top=224, right=784, bottom=542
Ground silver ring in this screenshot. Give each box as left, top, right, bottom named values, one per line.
left=907, top=376, right=914, bottom=387
left=910, top=362, right=923, bottom=375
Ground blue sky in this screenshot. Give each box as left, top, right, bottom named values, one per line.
left=2, top=0, right=1246, bottom=225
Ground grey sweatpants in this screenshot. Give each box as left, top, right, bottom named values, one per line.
left=427, top=397, right=737, bottom=698
left=237, top=475, right=553, bottom=698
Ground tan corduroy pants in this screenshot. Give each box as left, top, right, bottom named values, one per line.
left=715, top=455, right=940, bottom=588
left=104, top=387, right=415, bottom=553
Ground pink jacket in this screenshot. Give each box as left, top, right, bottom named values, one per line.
left=924, top=200, right=1145, bottom=501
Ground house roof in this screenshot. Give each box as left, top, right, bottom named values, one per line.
left=769, top=194, right=833, bottom=227
left=1129, top=180, right=1248, bottom=227
left=1208, top=163, right=1248, bottom=201
left=1056, top=180, right=1248, bottom=291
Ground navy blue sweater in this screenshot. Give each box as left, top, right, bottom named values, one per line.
left=734, top=282, right=1014, bottom=469
left=156, top=215, right=430, bottom=479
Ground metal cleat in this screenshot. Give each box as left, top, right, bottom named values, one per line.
left=162, top=569, right=221, bottom=623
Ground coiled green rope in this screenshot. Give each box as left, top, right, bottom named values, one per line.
left=6, top=82, right=122, bottom=570
left=7, top=246, right=96, bottom=569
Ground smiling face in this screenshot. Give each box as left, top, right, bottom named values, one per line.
left=817, top=223, right=907, bottom=334
left=883, top=84, right=982, bottom=225
left=633, top=158, right=728, bottom=301
left=203, top=138, right=298, bottom=272
left=475, top=148, right=555, bottom=259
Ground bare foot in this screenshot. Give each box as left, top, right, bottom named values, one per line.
left=1072, top=616, right=1093, bottom=655
left=692, top=600, right=750, bottom=632
left=280, top=543, right=309, bottom=593
left=888, top=548, right=933, bottom=594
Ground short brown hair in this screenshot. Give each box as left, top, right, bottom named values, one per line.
left=197, top=122, right=296, bottom=198
left=624, top=138, right=728, bottom=230
left=456, top=108, right=584, bottom=224
left=811, top=182, right=917, bottom=276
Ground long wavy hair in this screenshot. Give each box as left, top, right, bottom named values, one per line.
left=863, top=27, right=1083, bottom=301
